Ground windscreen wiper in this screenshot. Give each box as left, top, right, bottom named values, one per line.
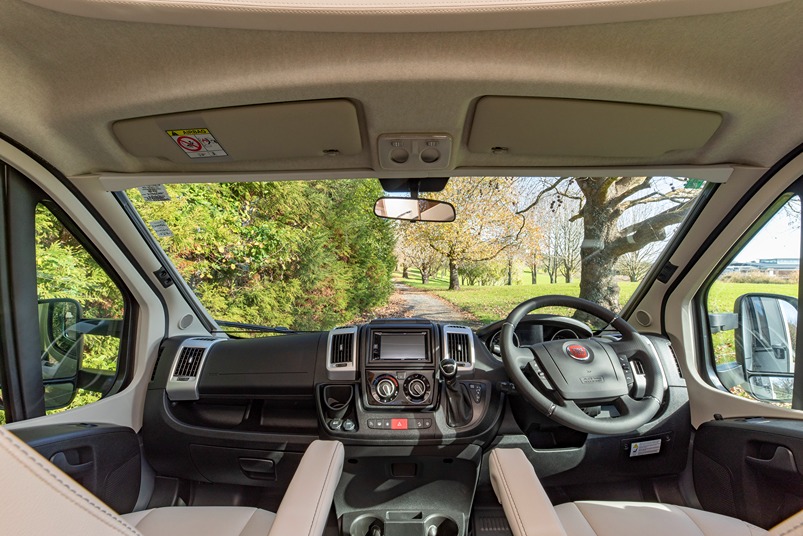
left=213, top=320, right=297, bottom=334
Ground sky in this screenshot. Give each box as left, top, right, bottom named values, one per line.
left=734, top=204, right=800, bottom=263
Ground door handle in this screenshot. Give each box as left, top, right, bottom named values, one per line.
left=746, top=446, right=798, bottom=475
left=50, top=451, right=93, bottom=476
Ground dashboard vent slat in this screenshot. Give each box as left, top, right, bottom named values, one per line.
left=326, top=326, right=358, bottom=380
left=173, top=346, right=205, bottom=378
left=166, top=337, right=219, bottom=401
left=443, top=325, right=475, bottom=371
left=330, top=333, right=354, bottom=364
left=448, top=332, right=470, bottom=364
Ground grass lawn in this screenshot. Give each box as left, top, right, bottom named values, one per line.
left=396, top=268, right=639, bottom=324
left=395, top=269, right=798, bottom=328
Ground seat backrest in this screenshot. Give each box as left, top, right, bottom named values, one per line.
left=0, top=422, right=344, bottom=536
left=268, top=439, right=344, bottom=536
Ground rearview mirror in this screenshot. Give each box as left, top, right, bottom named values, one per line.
left=735, top=293, right=797, bottom=403
left=374, top=197, right=455, bottom=222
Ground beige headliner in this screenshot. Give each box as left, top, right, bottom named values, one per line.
left=1, top=0, right=802, bottom=179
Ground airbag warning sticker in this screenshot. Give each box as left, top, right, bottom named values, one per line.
left=166, top=128, right=227, bottom=158
left=630, top=438, right=661, bottom=457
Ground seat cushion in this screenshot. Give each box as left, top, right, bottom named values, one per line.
left=555, top=501, right=768, bottom=536
left=122, top=506, right=275, bottom=536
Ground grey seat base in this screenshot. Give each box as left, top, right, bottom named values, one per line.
left=489, top=447, right=802, bottom=536
left=556, top=501, right=767, bottom=536
left=122, top=507, right=276, bottom=536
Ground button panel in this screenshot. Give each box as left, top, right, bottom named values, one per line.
left=367, top=417, right=433, bottom=429
left=466, top=383, right=484, bottom=404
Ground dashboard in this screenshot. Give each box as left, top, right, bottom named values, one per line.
left=141, top=315, right=687, bottom=494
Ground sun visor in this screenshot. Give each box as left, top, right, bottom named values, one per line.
left=112, top=99, right=362, bottom=164
left=468, top=97, right=722, bottom=158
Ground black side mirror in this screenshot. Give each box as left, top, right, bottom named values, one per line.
left=734, top=293, right=797, bottom=403
left=38, top=298, right=84, bottom=409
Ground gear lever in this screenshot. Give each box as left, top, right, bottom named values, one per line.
left=439, top=358, right=473, bottom=427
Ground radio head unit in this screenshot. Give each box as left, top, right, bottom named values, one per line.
left=369, top=329, right=432, bottom=364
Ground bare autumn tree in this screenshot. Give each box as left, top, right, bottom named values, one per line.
left=518, top=218, right=542, bottom=284
left=518, top=176, right=700, bottom=311
left=406, top=177, right=525, bottom=290
left=396, top=222, right=443, bottom=284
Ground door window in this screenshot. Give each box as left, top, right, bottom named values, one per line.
left=36, top=204, right=125, bottom=412
left=705, top=195, right=799, bottom=408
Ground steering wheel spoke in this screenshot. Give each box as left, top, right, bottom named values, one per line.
left=509, top=344, right=536, bottom=368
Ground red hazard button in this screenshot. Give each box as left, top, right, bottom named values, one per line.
left=391, top=418, right=408, bottom=430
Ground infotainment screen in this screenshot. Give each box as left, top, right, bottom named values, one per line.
left=372, top=331, right=428, bottom=361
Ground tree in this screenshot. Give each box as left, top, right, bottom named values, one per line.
left=518, top=177, right=699, bottom=310
left=406, top=177, right=525, bottom=290
left=396, top=222, right=443, bottom=284
left=616, top=247, right=658, bottom=282
left=518, top=219, right=542, bottom=284
left=535, top=196, right=581, bottom=284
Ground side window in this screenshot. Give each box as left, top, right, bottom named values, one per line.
left=35, top=204, right=125, bottom=412
left=706, top=195, right=800, bottom=408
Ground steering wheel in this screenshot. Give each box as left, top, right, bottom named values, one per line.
left=501, top=295, right=664, bottom=435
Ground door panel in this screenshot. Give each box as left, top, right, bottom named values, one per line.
left=693, top=417, right=803, bottom=528
left=12, top=423, right=141, bottom=514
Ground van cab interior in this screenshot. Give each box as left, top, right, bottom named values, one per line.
left=1, top=0, right=803, bottom=535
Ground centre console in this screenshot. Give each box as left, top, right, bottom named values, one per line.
left=362, top=322, right=439, bottom=409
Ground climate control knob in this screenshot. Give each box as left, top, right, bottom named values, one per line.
left=404, top=374, right=430, bottom=401
left=374, top=375, right=399, bottom=403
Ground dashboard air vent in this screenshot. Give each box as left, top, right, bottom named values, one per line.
left=173, top=346, right=204, bottom=378
left=330, top=333, right=354, bottom=365
left=166, top=337, right=220, bottom=401
left=443, top=325, right=475, bottom=371
left=327, top=326, right=358, bottom=380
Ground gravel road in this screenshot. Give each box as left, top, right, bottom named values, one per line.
left=393, top=282, right=482, bottom=328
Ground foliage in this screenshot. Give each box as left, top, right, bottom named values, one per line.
left=35, top=205, right=124, bottom=414
left=130, top=180, right=395, bottom=331
left=397, top=177, right=524, bottom=289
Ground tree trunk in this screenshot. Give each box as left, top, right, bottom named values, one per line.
left=402, top=264, right=409, bottom=279
left=531, top=264, right=537, bottom=284
left=564, top=272, right=572, bottom=283
left=507, top=258, right=513, bottom=285
left=449, top=258, right=460, bottom=290
left=421, top=267, right=430, bottom=284
left=579, top=251, right=620, bottom=312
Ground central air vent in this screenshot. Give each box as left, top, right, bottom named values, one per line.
left=327, top=326, right=358, bottom=380
left=166, top=337, right=221, bottom=401
left=443, top=325, right=475, bottom=371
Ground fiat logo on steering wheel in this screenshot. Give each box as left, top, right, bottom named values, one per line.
left=566, top=344, right=590, bottom=360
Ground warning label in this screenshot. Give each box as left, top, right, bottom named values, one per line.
left=629, top=438, right=662, bottom=457
left=166, top=128, right=227, bottom=159
left=137, top=184, right=171, bottom=202
left=149, top=220, right=174, bottom=238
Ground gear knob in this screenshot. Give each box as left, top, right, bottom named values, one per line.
left=439, top=358, right=458, bottom=382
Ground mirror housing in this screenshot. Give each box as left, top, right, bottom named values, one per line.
left=38, top=298, right=84, bottom=409
left=374, top=197, right=456, bottom=222
left=734, top=293, right=797, bottom=403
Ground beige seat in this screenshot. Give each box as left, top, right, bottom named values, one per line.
left=489, top=448, right=802, bottom=536
left=0, top=424, right=343, bottom=536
